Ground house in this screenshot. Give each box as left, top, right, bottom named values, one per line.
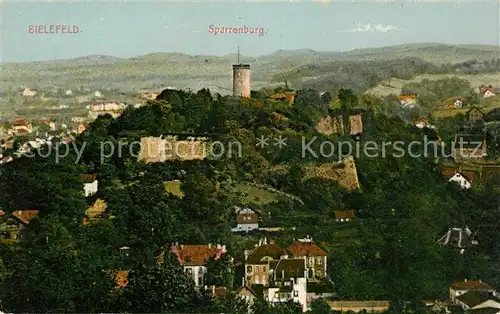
left=12, top=118, right=32, bottom=134
left=334, top=210, right=355, bottom=222
left=0, top=156, right=13, bottom=164
left=453, top=134, right=487, bottom=162
left=244, top=238, right=288, bottom=286
left=287, top=236, right=327, bottom=281
left=72, top=123, right=88, bottom=134
left=232, top=206, right=260, bottom=233
left=20, top=88, right=37, bottom=97
left=89, top=101, right=125, bottom=118
left=455, top=291, right=500, bottom=312
left=478, top=86, right=497, bottom=98
left=94, top=90, right=103, bottom=98
left=266, top=257, right=308, bottom=312
left=398, top=94, right=417, bottom=106
left=0, top=210, right=39, bottom=243
left=326, top=300, right=391, bottom=313
left=163, top=243, right=228, bottom=288
left=40, top=119, right=56, bottom=131
left=81, top=174, right=98, bottom=197
left=65, top=90, right=73, bottom=96
left=71, top=116, right=86, bottom=123
left=453, top=98, right=465, bottom=108
left=448, top=172, right=473, bottom=189
left=414, top=118, right=430, bottom=129
left=438, top=227, right=478, bottom=254
left=467, top=107, right=485, bottom=123
left=450, top=280, right=495, bottom=302
left=82, top=198, right=107, bottom=225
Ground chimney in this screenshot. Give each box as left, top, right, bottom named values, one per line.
left=18, top=210, right=22, bottom=215
left=282, top=269, right=285, bottom=279
left=465, top=278, right=467, bottom=282
left=217, top=244, right=221, bottom=249
left=208, top=243, right=211, bottom=248
left=242, top=277, right=245, bottom=287
left=212, top=285, right=215, bottom=295
left=259, top=239, right=262, bottom=246
left=180, top=244, right=184, bottom=249
left=222, top=245, right=226, bottom=252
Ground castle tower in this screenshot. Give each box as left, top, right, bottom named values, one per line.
left=232, top=46, right=251, bottom=98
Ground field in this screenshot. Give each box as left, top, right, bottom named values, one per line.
left=163, top=180, right=282, bottom=205
left=232, top=183, right=281, bottom=205
left=365, top=72, right=500, bottom=97
left=432, top=97, right=500, bottom=118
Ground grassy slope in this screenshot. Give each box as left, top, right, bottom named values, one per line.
left=2, top=43, right=500, bottom=94
left=365, top=72, right=500, bottom=97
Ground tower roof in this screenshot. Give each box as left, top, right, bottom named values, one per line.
left=233, top=64, right=250, bottom=69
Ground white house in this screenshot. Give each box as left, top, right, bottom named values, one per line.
left=232, top=206, right=260, bottom=232
left=454, top=99, right=463, bottom=108
left=483, top=89, right=496, bottom=98
left=266, top=258, right=309, bottom=312
left=448, top=173, right=472, bottom=189
left=167, top=244, right=228, bottom=288
left=20, top=88, right=37, bottom=97
left=94, top=90, right=103, bottom=98
left=75, top=95, right=92, bottom=103
left=81, top=174, right=98, bottom=197
left=65, top=90, right=73, bottom=96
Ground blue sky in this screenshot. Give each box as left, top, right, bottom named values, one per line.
left=0, top=0, right=499, bottom=63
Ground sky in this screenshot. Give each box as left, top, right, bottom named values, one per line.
left=0, top=0, right=499, bottom=63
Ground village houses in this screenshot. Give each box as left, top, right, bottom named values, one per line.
left=12, top=118, right=32, bottom=135
left=449, top=279, right=500, bottom=312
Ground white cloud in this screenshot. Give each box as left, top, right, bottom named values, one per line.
left=337, top=22, right=405, bottom=33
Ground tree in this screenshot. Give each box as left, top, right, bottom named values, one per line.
left=205, top=254, right=233, bottom=288
left=121, top=251, right=203, bottom=313
left=309, top=299, right=332, bottom=313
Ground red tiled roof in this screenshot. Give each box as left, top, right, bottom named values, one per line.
left=287, top=241, right=327, bottom=257
left=170, top=245, right=226, bottom=266
left=334, top=210, right=356, bottom=220
left=442, top=167, right=457, bottom=178
left=40, top=119, right=52, bottom=125
left=450, top=280, right=491, bottom=291
left=11, top=210, right=39, bottom=225
left=13, top=119, right=30, bottom=127
left=460, top=171, right=478, bottom=183
left=0, top=210, right=6, bottom=216
left=399, top=95, right=417, bottom=100
left=81, top=174, right=97, bottom=183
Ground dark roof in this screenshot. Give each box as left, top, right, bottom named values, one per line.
left=272, top=258, right=306, bottom=281
left=451, top=280, right=491, bottom=291
left=246, top=244, right=287, bottom=264
left=456, top=291, right=500, bottom=308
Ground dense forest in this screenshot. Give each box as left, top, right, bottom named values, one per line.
left=0, top=88, right=499, bottom=313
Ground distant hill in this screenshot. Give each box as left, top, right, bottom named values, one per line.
left=1, top=43, right=499, bottom=95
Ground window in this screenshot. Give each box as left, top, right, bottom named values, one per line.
left=262, top=266, right=266, bottom=272
left=317, top=270, right=323, bottom=277
left=247, top=265, right=253, bottom=273
left=186, top=268, right=192, bottom=274
left=293, top=290, right=298, bottom=297
left=309, top=257, right=314, bottom=265
left=197, top=277, right=202, bottom=286
left=255, top=266, right=259, bottom=272
left=317, top=257, right=323, bottom=265
left=198, top=267, right=203, bottom=274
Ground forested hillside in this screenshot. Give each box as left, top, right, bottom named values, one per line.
left=0, top=88, right=498, bottom=313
